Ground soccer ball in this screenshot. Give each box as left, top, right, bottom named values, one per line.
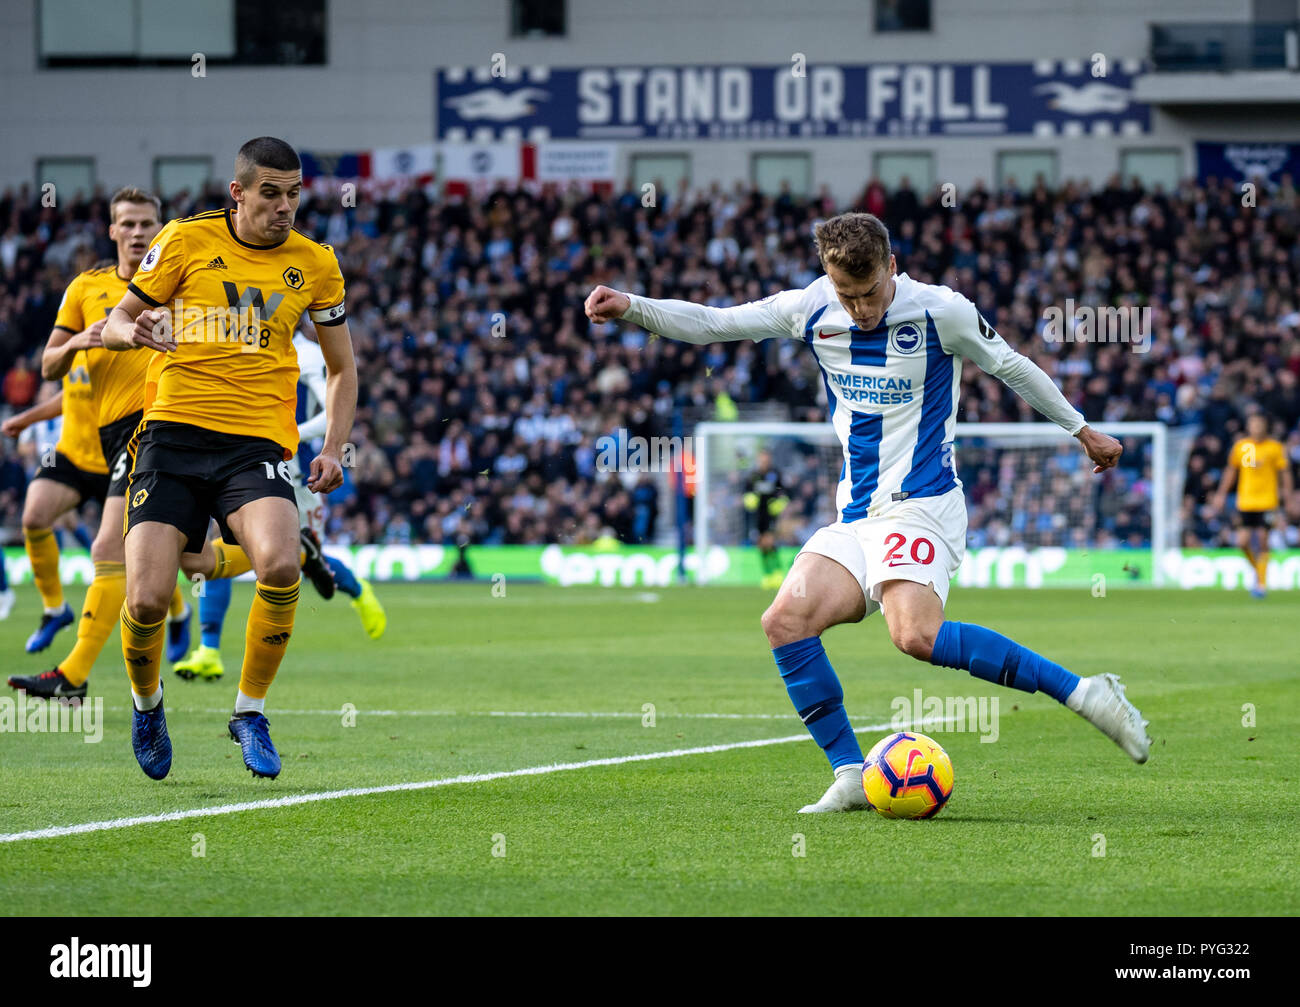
left=861, top=732, right=954, bottom=820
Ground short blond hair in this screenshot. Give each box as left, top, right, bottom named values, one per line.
left=813, top=212, right=892, bottom=278
left=109, top=187, right=161, bottom=223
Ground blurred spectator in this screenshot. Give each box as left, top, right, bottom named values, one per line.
left=1, top=173, right=1297, bottom=551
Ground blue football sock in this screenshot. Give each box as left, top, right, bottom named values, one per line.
left=199, top=577, right=232, bottom=649
left=930, top=621, right=1080, bottom=703
left=325, top=554, right=361, bottom=598
left=73, top=523, right=94, bottom=550
left=0, top=552, right=7, bottom=590
left=774, top=636, right=863, bottom=770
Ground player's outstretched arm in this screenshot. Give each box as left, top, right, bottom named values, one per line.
left=309, top=320, right=357, bottom=494
left=1, top=390, right=63, bottom=438
left=584, top=283, right=802, bottom=345
left=41, top=321, right=106, bottom=380
left=102, top=288, right=177, bottom=354
left=938, top=295, right=1120, bottom=473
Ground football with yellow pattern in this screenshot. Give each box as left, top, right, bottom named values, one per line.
left=861, top=731, right=954, bottom=819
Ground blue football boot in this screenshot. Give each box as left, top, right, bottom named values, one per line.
left=132, top=698, right=173, bottom=780
left=26, top=602, right=74, bottom=653
left=228, top=711, right=281, bottom=778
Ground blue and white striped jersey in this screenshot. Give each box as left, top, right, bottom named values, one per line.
left=624, top=272, right=1085, bottom=522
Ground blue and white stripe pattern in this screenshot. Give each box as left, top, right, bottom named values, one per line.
left=794, top=274, right=981, bottom=522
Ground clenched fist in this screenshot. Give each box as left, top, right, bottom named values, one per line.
left=584, top=285, right=631, bottom=323
left=1077, top=426, right=1122, bottom=474
left=129, top=309, right=178, bottom=353
left=308, top=450, right=344, bottom=494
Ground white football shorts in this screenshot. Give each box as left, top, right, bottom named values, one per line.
left=796, top=486, right=967, bottom=616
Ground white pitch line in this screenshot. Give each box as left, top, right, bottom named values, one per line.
left=0, top=717, right=955, bottom=844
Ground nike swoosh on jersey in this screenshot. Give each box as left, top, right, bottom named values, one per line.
left=817, top=329, right=848, bottom=339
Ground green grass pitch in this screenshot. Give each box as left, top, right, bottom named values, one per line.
left=0, top=581, right=1295, bottom=916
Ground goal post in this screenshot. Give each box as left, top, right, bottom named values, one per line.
left=693, top=421, right=1180, bottom=587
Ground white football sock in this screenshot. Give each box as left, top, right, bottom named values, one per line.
left=133, top=684, right=163, bottom=712
left=1065, top=677, right=1090, bottom=713
left=234, top=690, right=265, bottom=715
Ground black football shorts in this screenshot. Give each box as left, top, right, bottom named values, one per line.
left=1237, top=510, right=1270, bottom=530
left=124, top=420, right=295, bottom=552
left=31, top=450, right=109, bottom=505
left=99, top=409, right=143, bottom=498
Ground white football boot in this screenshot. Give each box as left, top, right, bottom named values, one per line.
left=798, top=762, right=871, bottom=813
left=1067, top=673, right=1151, bottom=763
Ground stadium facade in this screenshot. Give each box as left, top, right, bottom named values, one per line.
left=4, top=0, right=1300, bottom=199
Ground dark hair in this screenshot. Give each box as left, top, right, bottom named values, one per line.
left=235, top=136, right=301, bottom=185
left=813, top=212, right=892, bottom=278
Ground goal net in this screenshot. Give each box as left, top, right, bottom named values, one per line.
left=692, top=421, right=1188, bottom=587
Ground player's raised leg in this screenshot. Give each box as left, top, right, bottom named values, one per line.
left=10, top=496, right=129, bottom=699
left=166, top=583, right=191, bottom=662
left=877, top=579, right=1152, bottom=763
left=761, top=547, right=871, bottom=813
left=122, top=520, right=186, bottom=779
left=223, top=496, right=301, bottom=779
left=20, top=479, right=79, bottom=652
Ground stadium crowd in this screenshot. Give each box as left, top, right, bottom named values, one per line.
left=2, top=171, right=1299, bottom=552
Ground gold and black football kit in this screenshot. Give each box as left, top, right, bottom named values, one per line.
left=35, top=266, right=119, bottom=502
left=123, top=208, right=346, bottom=549
left=51, top=264, right=154, bottom=497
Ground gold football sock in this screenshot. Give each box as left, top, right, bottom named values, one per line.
left=59, top=561, right=126, bottom=686
left=168, top=583, right=186, bottom=618
left=1255, top=552, right=1269, bottom=589
left=237, top=580, right=299, bottom=700
left=211, top=538, right=252, bottom=580
left=24, top=527, right=64, bottom=610
left=121, top=604, right=166, bottom=700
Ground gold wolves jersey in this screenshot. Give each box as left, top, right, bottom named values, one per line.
left=51, top=267, right=116, bottom=473
left=1230, top=437, right=1287, bottom=512
left=128, top=208, right=346, bottom=455
left=55, top=264, right=150, bottom=430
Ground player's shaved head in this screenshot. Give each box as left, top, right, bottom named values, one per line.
left=235, top=136, right=301, bottom=187
left=814, top=212, right=892, bottom=280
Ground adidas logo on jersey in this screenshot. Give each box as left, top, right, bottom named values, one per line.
left=206, top=256, right=228, bottom=269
